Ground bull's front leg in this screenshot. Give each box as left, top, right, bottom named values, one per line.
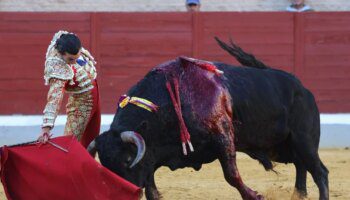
left=145, top=172, right=161, bottom=200
left=214, top=123, right=263, bottom=200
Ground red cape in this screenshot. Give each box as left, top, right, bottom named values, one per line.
left=0, top=136, right=141, bottom=200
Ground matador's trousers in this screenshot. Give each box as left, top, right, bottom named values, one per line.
left=64, top=80, right=101, bottom=148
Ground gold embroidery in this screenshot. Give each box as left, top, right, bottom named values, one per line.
left=44, top=57, right=74, bottom=85
left=64, top=92, right=94, bottom=140
left=42, top=79, right=67, bottom=127
left=64, top=50, right=98, bottom=94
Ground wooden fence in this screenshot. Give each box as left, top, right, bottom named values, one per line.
left=0, top=12, right=349, bottom=114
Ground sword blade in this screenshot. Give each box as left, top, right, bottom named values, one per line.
left=48, top=141, right=69, bottom=153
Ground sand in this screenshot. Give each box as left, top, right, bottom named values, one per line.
left=1, top=149, right=349, bottom=200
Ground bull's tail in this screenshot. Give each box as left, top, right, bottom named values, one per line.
left=214, top=37, right=269, bottom=69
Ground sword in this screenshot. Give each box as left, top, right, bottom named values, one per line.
left=4, top=139, right=69, bottom=153
left=47, top=141, right=69, bottom=153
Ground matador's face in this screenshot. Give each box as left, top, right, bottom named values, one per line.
left=62, top=50, right=81, bottom=65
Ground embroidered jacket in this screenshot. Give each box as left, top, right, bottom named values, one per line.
left=42, top=47, right=97, bottom=128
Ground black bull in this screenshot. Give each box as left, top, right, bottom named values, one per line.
left=88, top=38, right=329, bottom=200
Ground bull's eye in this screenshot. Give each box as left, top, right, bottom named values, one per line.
left=124, top=155, right=133, bottom=166
left=126, top=156, right=132, bottom=163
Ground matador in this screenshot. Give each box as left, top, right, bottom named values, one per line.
left=40, top=30, right=100, bottom=148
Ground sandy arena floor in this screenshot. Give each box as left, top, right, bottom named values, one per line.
left=1, top=149, right=349, bottom=200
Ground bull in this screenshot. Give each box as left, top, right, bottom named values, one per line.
left=88, top=38, right=329, bottom=200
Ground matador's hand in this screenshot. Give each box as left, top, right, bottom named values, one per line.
left=38, top=127, right=52, bottom=144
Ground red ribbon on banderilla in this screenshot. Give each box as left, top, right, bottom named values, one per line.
left=166, top=78, right=194, bottom=155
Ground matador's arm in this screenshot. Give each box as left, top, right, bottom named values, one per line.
left=42, top=79, right=67, bottom=128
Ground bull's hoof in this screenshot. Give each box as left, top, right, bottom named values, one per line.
left=291, top=188, right=307, bottom=200
left=243, top=189, right=264, bottom=200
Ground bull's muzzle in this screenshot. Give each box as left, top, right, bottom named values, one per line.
left=120, top=131, right=146, bottom=168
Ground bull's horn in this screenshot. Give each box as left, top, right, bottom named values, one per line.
left=87, top=140, right=97, bottom=157
left=120, top=131, right=146, bottom=168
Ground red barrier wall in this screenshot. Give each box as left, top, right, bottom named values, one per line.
left=0, top=12, right=349, bottom=114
